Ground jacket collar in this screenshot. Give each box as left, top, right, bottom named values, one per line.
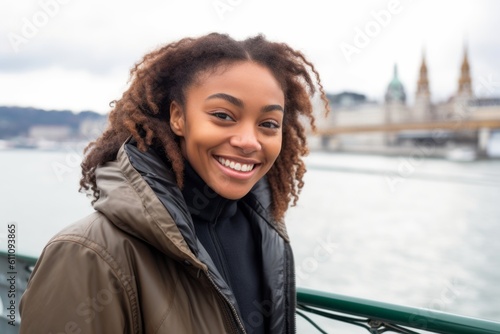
left=94, top=138, right=288, bottom=264
left=181, top=161, right=238, bottom=223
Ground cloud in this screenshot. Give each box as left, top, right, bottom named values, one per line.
left=1, top=0, right=499, bottom=112
left=0, top=66, right=129, bottom=113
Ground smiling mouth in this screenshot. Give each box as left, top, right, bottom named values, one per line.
left=216, top=156, right=257, bottom=172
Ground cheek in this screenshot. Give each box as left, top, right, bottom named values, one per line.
left=183, top=122, right=215, bottom=153
left=266, top=135, right=283, bottom=164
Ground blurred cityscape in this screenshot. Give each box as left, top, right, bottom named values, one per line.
left=0, top=107, right=107, bottom=150
left=1, top=45, right=499, bottom=161
left=312, top=45, right=500, bottom=161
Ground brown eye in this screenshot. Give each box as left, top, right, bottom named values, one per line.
left=261, top=121, right=280, bottom=129
left=212, top=112, right=235, bottom=121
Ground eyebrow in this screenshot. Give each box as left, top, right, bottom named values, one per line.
left=261, top=104, right=284, bottom=113
left=206, top=93, right=284, bottom=113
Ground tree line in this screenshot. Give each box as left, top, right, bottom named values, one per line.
left=0, top=106, right=105, bottom=139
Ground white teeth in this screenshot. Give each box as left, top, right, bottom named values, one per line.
left=217, top=157, right=254, bottom=173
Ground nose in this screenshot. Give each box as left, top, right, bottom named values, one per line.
left=229, top=126, right=262, bottom=154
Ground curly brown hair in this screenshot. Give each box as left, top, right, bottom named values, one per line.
left=80, top=33, right=329, bottom=222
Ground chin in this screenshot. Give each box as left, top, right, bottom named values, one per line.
left=219, top=191, right=249, bottom=200
left=214, top=186, right=251, bottom=200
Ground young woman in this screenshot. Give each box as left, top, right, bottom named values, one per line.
left=19, top=33, right=328, bottom=334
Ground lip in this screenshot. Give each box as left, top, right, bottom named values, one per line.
left=213, top=155, right=261, bottom=180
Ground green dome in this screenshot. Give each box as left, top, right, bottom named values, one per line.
left=385, top=64, right=406, bottom=103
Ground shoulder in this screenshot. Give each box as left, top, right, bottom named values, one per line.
left=20, top=212, right=143, bottom=332
left=45, top=211, right=151, bottom=276
left=50, top=211, right=144, bottom=252
left=38, top=212, right=139, bottom=286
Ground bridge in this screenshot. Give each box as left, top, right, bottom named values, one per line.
left=314, top=119, right=500, bottom=135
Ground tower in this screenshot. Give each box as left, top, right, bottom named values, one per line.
left=385, top=64, right=408, bottom=123
left=457, top=45, right=473, bottom=98
left=385, top=64, right=407, bottom=104
left=454, top=45, right=473, bottom=118
left=414, top=51, right=433, bottom=121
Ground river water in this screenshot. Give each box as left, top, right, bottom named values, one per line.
left=1, top=148, right=499, bottom=332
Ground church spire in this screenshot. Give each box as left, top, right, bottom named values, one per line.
left=416, top=50, right=430, bottom=96
left=414, top=49, right=433, bottom=121
left=457, top=44, right=472, bottom=97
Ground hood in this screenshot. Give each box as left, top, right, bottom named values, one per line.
left=93, top=139, right=201, bottom=266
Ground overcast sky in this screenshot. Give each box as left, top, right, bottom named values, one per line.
left=1, top=0, right=499, bottom=114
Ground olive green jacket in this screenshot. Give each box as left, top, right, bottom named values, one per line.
left=19, top=140, right=296, bottom=333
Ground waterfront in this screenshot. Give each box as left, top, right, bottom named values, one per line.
left=289, top=152, right=500, bottom=332
left=1, top=149, right=499, bottom=332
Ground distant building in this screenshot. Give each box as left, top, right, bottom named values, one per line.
left=385, top=64, right=407, bottom=103
left=29, top=125, right=72, bottom=141
left=322, top=92, right=385, bottom=150
left=414, top=52, right=433, bottom=121
left=328, top=91, right=368, bottom=108
left=385, top=64, right=411, bottom=124
left=321, top=44, right=500, bottom=157
left=79, top=117, right=108, bottom=141
left=457, top=46, right=473, bottom=99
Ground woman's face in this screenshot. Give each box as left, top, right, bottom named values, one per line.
left=170, top=61, right=284, bottom=200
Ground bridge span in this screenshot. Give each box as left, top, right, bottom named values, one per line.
left=315, top=119, right=500, bottom=135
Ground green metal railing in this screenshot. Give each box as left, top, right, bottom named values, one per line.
left=0, top=251, right=35, bottom=333
left=1, top=251, right=500, bottom=334
left=297, top=287, right=500, bottom=334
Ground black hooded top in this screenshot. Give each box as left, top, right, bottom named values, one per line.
left=181, top=162, right=267, bottom=333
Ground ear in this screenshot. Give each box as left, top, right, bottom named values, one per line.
left=169, top=101, right=185, bottom=136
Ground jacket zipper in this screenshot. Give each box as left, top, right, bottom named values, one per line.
left=205, top=271, right=247, bottom=334
left=283, top=243, right=296, bottom=334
